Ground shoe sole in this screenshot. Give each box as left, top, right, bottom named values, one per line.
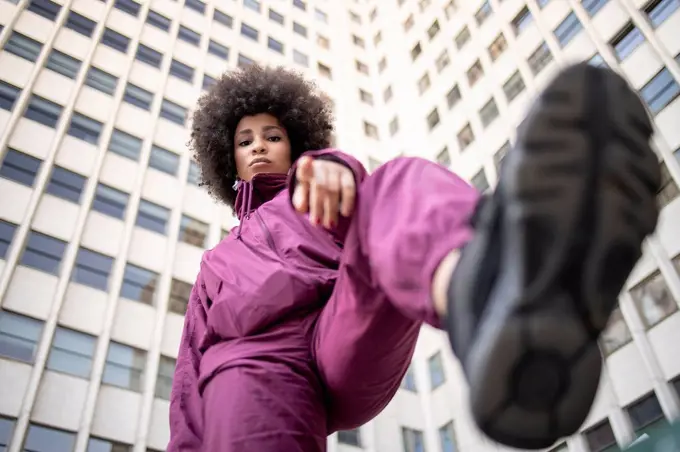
left=451, top=63, right=661, bottom=449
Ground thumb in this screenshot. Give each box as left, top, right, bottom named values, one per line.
left=296, top=156, right=314, bottom=183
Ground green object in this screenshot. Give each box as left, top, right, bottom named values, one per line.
left=625, top=421, right=680, bottom=452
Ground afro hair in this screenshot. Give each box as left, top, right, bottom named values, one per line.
left=189, top=64, right=334, bottom=208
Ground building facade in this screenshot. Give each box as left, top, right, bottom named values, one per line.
left=0, top=0, right=679, bottom=452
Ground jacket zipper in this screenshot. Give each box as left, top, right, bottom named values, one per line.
left=255, top=210, right=278, bottom=253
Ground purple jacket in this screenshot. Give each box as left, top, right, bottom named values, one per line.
left=168, top=149, right=367, bottom=450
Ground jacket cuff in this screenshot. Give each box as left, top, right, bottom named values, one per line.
left=287, top=148, right=368, bottom=200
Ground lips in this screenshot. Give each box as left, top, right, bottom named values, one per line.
left=250, top=157, right=272, bottom=167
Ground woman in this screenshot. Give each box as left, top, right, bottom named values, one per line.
left=168, top=64, right=660, bottom=451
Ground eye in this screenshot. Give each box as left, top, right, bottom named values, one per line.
left=268, top=136, right=282, bottom=142
left=238, top=140, right=251, bottom=147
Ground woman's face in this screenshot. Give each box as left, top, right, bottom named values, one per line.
left=234, top=113, right=292, bottom=182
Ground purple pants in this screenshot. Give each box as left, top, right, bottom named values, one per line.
left=201, top=158, right=478, bottom=450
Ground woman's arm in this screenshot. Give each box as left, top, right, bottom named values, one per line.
left=167, top=280, right=207, bottom=451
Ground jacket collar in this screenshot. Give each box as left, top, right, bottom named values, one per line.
left=233, top=172, right=288, bottom=222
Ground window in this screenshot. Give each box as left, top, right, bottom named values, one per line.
left=480, top=98, right=499, bottom=127
left=338, top=429, right=361, bottom=447
left=495, top=141, right=511, bottom=171
left=317, top=35, right=330, bottom=49
left=0, top=416, right=15, bottom=451
left=87, top=438, right=132, bottom=452
left=71, top=247, right=114, bottom=291
left=630, top=271, right=678, bottom=328
left=402, top=427, right=425, bottom=452
left=124, top=83, right=154, bottom=110
left=208, top=40, right=229, bottom=59
left=238, top=54, right=255, bottom=68
left=20, top=231, right=67, bottom=275
left=447, top=85, right=461, bottom=109
left=368, top=157, right=382, bottom=172
left=109, top=129, right=142, bottom=161
left=554, top=12, right=583, bottom=47
left=428, top=351, right=445, bottom=388
left=315, top=8, right=328, bottom=23
left=45, top=49, right=81, bottom=78
left=102, top=341, right=146, bottom=391
left=427, top=20, right=441, bottom=40
left=511, top=6, right=533, bottom=35
left=404, top=14, right=414, bottom=31
left=418, top=73, right=431, bottom=94
left=293, top=0, right=306, bottom=10
left=114, top=0, right=140, bottom=16
left=436, top=50, right=451, bottom=72
left=24, top=424, right=75, bottom=452
left=244, top=0, right=261, bottom=12
left=101, top=28, right=130, bottom=53
left=548, top=443, right=569, bottom=452
left=401, top=364, right=417, bottom=391
left=528, top=42, right=553, bottom=75
left=213, top=9, right=233, bottom=28
left=0, top=148, right=41, bottom=186
left=359, top=89, right=373, bottom=105
left=293, top=22, right=308, bottom=38
left=658, top=161, right=680, bottom=206
left=627, top=392, right=668, bottom=436
left=318, top=62, right=332, bottom=79
left=178, top=26, right=201, bottom=46
left=384, top=85, right=393, bottom=102
left=475, top=0, right=492, bottom=25
left=389, top=117, right=399, bottom=136
left=46, top=166, right=85, bottom=203
left=47, top=327, right=96, bottom=378
left=203, top=74, right=216, bottom=90
left=644, top=0, right=680, bottom=28
left=467, top=60, right=484, bottom=86
left=160, top=99, right=187, bottom=125
left=169, top=279, right=192, bottom=315
left=136, top=199, right=170, bottom=234
left=585, top=420, right=617, bottom=452
left=170, top=59, right=194, bottom=83
left=293, top=50, right=309, bottom=67
left=611, top=23, right=644, bottom=61
left=121, top=263, right=159, bottom=304
left=364, top=121, right=379, bottom=139
left=187, top=161, right=200, bottom=185
left=0, top=310, right=43, bottom=362
left=268, top=37, right=284, bottom=54
left=455, top=26, right=471, bottom=49
left=24, top=95, right=63, bottom=128
left=5, top=32, right=42, bottom=62
left=352, top=35, right=365, bottom=48
left=538, top=0, right=552, bottom=6
left=489, top=33, right=508, bottom=61
left=241, top=23, right=259, bottom=41
left=418, top=0, right=431, bottom=11
left=439, top=422, right=457, bottom=452
left=67, top=113, right=103, bottom=145
left=356, top=61, right=369, bottom=75
left=458, top=124, right=475, bottom=150
left=472, top=170, right=489, bottom=192
left=185, top=0, right=205, bottom=14
left=92, top=183, right=129, bottom=219
left=85, top=67, right=118, bottom=95
left=156, top=356, right=175, bottom=399
left=146, top=10, right=171, bottom=31
left=0, top=220, right=17, bottom=259
left=269, top=8, right=284, bottom=25
left=149, top=145, right=180, bottom=175
left=639, top=68, right=680, bottom=115
left=427, top=108, right=440, bottom=130
left=445, top=0, right=457, bottom=19
left=136, top=44, right=163, bottom=68
left=349, top=11, right=361, bottom=23
left=503, top=70, right=526, bottom=101
left=583, top=0, right=609, bottom=16
left=66, top=10, right=96, bottom=37
left=411, top=43, right=422, bottom=61
left=437, top=148, right=451, bottom=167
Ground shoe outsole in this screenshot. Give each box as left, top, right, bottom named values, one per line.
left=451, top=63, right=661, bottom=450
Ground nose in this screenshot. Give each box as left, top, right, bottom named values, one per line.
left=250, top=136, right=267, bottom=154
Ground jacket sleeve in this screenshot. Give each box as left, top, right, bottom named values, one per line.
left=167, top=278, right=207, bottom=451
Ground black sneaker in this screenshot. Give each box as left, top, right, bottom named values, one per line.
left=446, top=63, right=661, bottom=450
